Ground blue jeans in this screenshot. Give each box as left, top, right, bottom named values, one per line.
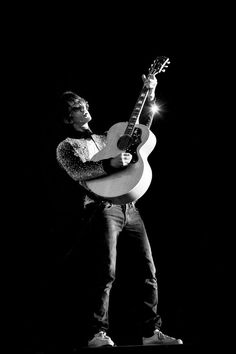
left=81, top=201, right=161, bottom=338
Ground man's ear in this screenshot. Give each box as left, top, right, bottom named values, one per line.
left=64, top=116, right=73, bottom=124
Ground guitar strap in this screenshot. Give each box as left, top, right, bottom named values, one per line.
left=91, top=135, right=102, bottom=152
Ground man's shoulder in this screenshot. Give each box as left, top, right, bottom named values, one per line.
left=92, top=132, right=107, bottom=142
left=56, top=132, right=107, bottom=152
left=58, top=133, right=106, bottom=142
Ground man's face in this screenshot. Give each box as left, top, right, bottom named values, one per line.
left=68, top=100, right=92, bottom=126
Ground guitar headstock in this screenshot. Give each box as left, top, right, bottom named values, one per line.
left=148, top=56, right=170, bottom=76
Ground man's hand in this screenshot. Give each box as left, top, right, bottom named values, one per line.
left=110, top=153, right=132, bottom=169
left=142, top=74, right=158, bottom=101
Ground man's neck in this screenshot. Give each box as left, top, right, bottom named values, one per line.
left=73, top=123, right=90, bottom=132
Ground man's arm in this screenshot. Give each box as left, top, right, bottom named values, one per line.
left=139, top=74, right=158, bottom=128
left=56, top=140, right=132, bottom=183
left=56, top=140, right=113, bottom=182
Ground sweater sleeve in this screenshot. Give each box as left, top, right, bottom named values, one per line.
left=56, top=140, right=112, bottom=182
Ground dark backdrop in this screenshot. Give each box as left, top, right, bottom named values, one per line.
left=12, top=6, right=226, bottom=352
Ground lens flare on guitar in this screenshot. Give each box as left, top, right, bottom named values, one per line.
left=150, top=103, right=160, bottom=114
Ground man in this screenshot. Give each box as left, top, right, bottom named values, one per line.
left=56, top=74, right=183, bottom=347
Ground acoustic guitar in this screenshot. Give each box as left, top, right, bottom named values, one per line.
left=86, top=56, right=170, bottom=204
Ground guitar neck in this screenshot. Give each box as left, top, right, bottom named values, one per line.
left=124, top=86, right=149, bottom=136
left=124, top=56, right=170, bottom=137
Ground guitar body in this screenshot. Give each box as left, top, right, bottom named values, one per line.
left=86, top=122, right=157, bottom=204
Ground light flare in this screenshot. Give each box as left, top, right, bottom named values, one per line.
left=150, top=103, right=160, bottom=114
left=150, top=100, right=166, bottom=118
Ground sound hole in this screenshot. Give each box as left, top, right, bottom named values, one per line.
left=117, top=134, right=133, bottom=150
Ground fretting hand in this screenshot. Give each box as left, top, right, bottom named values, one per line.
left=142, top=74, right=158, bottom=101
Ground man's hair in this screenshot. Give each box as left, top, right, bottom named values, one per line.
left=61, top=90, right=86, bottom=109
left=59, top=91, right=87, bottom=122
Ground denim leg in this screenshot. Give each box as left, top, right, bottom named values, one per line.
left=84, top=203, right=125, bottom=336
left=124, top=205, right=162, bottom=336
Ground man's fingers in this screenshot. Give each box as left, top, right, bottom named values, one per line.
left=121, top=153, right=132, bottom=165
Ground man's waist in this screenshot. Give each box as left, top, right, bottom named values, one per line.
left=84, top=194, right=136, bottom=208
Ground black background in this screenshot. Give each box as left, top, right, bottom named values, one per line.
left=10, top=4, right=228, bottom=352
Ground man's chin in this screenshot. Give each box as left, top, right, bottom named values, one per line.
left=85, top=116, right=92, bottom=123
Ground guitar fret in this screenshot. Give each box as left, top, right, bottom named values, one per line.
left=125, top=88, right=148, bottom=135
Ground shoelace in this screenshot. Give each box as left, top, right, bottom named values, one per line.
left=155, top=330, right=174, bottom=340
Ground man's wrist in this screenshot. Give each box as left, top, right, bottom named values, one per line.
left=102, top=158, right=116, bottom=174
left=147, top=92, right=156, bottom=102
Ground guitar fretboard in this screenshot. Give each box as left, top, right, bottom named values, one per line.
left=124, top=87, right=149, bottom=136
left=124, top=56, right=170, bottom=137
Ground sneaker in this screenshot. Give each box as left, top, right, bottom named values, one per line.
left=88, top=331, right=115, bottom=348
left=143, top=329, right=183, bottom=345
